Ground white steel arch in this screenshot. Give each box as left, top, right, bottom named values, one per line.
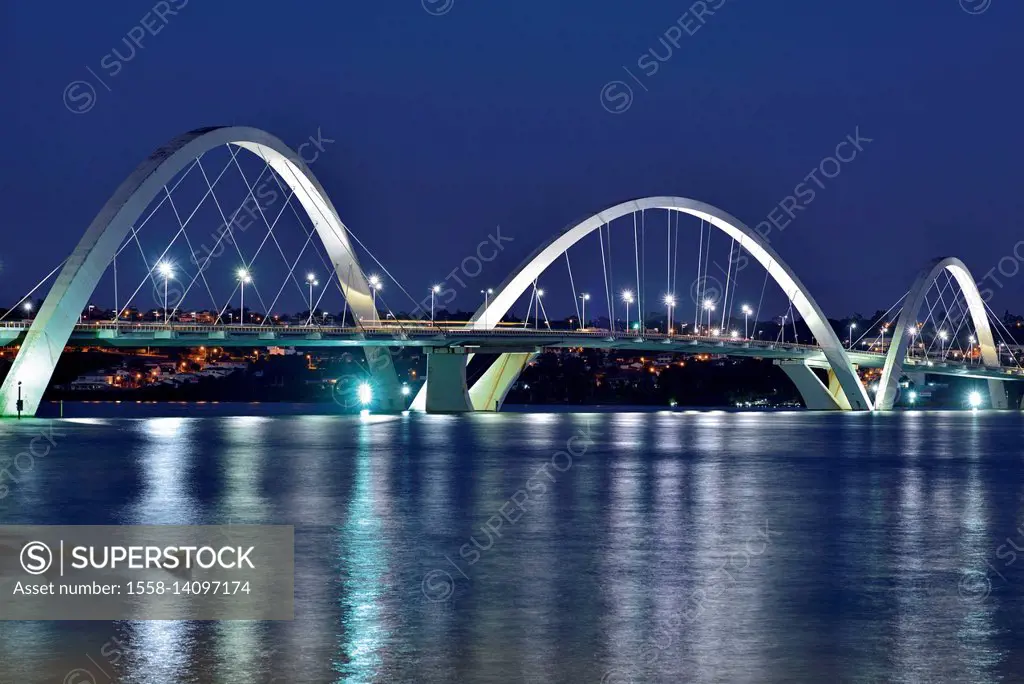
left=415, top=196, right=873, bottom=411
left=875, top=256, right=1005, bottom=410
left=0, top=126, right=401, bottom=416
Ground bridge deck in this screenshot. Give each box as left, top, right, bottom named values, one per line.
left=0, top=321, right=1020, bottom=381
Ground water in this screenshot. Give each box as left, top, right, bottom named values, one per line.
left=1, top=406, right=1023, bottom=683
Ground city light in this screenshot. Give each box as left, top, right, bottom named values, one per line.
left=358, top=382, right=373, bottom=406
left=157, top=261, right=174, bottom=279
left=730, top=330, right=739, bottom=339
left=236, top=268, right=251, bottom=283
left=369, top=274, right=381, bottom=289
left=401, top=384, right=411, bottom=396
left=622, top=291, right=634, bottom=333
left=23, top=302, right=32, bottom=312
left=432, top=284, right=442, bottom=293
left=967, top=390, right=982, bottom=409
left=908, top=390, right=917, bottom=404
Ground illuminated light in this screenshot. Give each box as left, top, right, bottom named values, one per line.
left=236, top=268, right=251, bottom=283
left=357, top=382, right=373, bottom=406
left=157, top=261, right=174, bottom=278
left=401, top=384, right=411, bottom=396
left=908, top=390, right=917, bottom=403
left=23, top=302, right=32, bottom=312
left=967, top=391, right=982, bottom=409
left=730, top=330, right=739, bottom=339
left=621, top=290, right=634, bottom=303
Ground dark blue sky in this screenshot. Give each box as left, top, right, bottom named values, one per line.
left=2, top=1, right=1023, bottom=319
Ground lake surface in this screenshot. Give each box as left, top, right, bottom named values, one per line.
left=1, top=406, right=1024, bottom=682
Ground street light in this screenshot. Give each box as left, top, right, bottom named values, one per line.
left=481, top=288, right=494, bottom=327
left=848, top=322, right=856, bottom=349
left=621, top=290, right=634, bottom=334
left=968, top=334, right=976, bottom=365
left=306, top=273, right=319, bottom=325
left=908, top=325, right=918, bottom=359
left=368, top=275, right=382, bottom=321
left=579, top=293, right=590, bottom=330
left=157, top=261, right=174, bottom=323
left=741, top=304, right=752, bottom=339
left=534, top=289, right=544, bottom=329
left=430, top=284, right=441, bottom=325
left=938, top=329, right=948, bottom=358
left=663, top=294, right=676, bottom=335
left=236, top=268, right=251, bottom=325
left=702, top=299, right=715, bottom=334
left=23, top=301, right=32, bottom=318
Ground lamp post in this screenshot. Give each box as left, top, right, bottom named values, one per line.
left=702, top=300, right=715, bottom=335
left=157, top=261, right=174, bottom=323
left=848, top=322, right=856, bottom=349
left=305, top=273, right=319, bottom=325
left=368, top=275, right=382, bottom=322
left=23, top=301, right=32, bottom=319
left=236, top=268, right=251, bottom=325
left=781, top=315, right=788, bottom=343
left=663, top=294, right=676, bottom=335
left=535, top=289, right=544, bottom=329
left=880, top=323, right=889, bottom=352
left=579, top=293, right=590, bottom=330
left=908, top=325, right=917, bottom=359
left=968, top=334, right=976, bottom=365
left=430, top=285, right=441, bottom=325
left=938, top=329, right=948, bottom=359
left=622, top=290, right=634, bottom=334
left=481, top=288, right=494, bottom=327
left=741, top=304, right=752, bottom=339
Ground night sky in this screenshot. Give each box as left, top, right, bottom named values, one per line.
left=2, top=1, right=1023, bottom=319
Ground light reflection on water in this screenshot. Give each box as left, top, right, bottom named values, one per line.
left=0, top=409, right=1023, bottom=682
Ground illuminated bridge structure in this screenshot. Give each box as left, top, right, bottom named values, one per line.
left=1, top=127, right=1020, bottom=416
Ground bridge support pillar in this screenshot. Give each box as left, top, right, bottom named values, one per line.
left=424, top=348, right=473, bottom=413
left=988, top=379, right=1009, bottom=410
left=363, top=347, right=407, bottom=412
left=777, top=361, right=853, bottom=410
left=469, top=352, right=536, bottom=411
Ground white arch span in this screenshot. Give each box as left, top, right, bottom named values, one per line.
left=0, top=125, right=402, bottom=416
left=875, top=256, right=1005, bottom=410
left=415, top=196, right=873, bottom=411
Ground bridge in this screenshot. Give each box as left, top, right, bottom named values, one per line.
left=2, top=126, right=1021, bottom=415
